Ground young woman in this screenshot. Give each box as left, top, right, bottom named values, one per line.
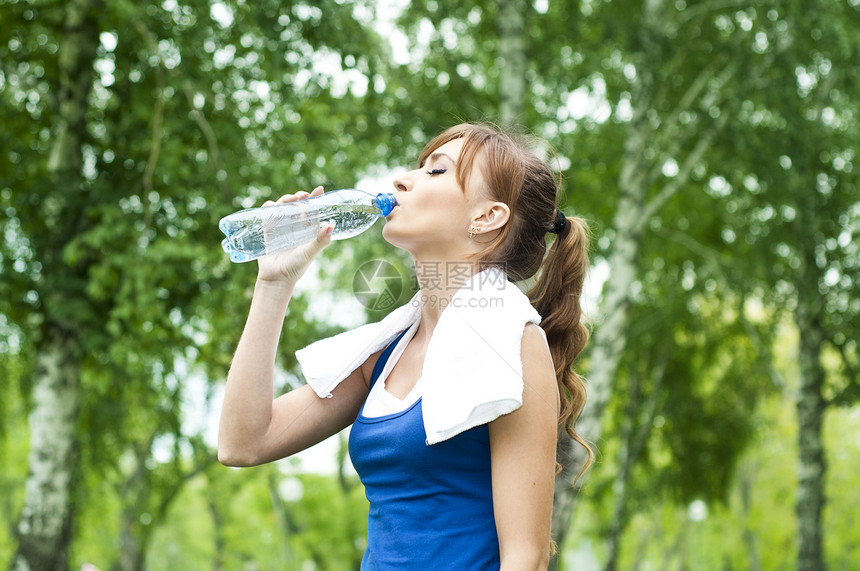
left=218, top=123, right=592, bottom=570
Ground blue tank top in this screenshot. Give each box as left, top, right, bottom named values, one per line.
left=348, top=332, right=501, bottom=570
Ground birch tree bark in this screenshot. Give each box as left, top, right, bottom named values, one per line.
left=13, top=336, right=80, bottom=571
left=549, top=25, right=659, bottom=560
left=550, top=123, right=648, bottom=552
left=787, top=72, right=836, bottom=568
left=11, top=0, right=101, bottom=569
left=793, top=279, right=826, bottom=571
left=498, top=0, right=527, bottom=126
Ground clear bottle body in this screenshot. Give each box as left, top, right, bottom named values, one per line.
left=219, top=189, right=396, bottom=263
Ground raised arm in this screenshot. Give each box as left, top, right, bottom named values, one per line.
left=489, top=323, right=560, bottom=570
left=217, top=187, right=375, bottom=467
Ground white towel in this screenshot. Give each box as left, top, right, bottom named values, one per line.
left=295, top=267, right=541, bottom=444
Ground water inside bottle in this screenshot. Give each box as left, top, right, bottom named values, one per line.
left=262, top=202, right=318, bottom=251
left=221, top=202, right=319, bottom=261
left=321, top=204, right=380, bottom=240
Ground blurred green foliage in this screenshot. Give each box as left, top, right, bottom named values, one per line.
left=1, top=0, right=858, bottom=569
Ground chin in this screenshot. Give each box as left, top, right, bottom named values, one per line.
left=381, top=225, right=421, bottom=257
left=381, top=224, right=403, bottom=248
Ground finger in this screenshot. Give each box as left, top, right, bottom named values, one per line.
left=291, top=222, right=333, bottom=270
left=276, top=193, right=300, bottom=204
left=313, top=222, right=335, bottom=249
left=308, top=186, right=325, bottom=197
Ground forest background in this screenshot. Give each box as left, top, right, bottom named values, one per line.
left=1, top=0, right=858, bottom=570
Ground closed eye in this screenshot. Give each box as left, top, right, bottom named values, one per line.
left=427, top=168, right=447, bottom=175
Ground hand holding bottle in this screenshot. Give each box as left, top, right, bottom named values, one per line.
left=255, top=187, right=334, bottom=286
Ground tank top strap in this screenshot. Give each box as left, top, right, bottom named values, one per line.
left=368, top=329, right=410, bottom=390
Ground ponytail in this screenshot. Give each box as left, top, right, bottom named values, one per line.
left=528, top=215, right=594, bottom=480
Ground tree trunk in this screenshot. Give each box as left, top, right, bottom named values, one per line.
left=12, top=334, right=80, bottom=571
left=268, top=470, right=299, bottom=568
left=115, top=508, right=146, bottom=571
left=550, top=94, right=649, bottom=560
left=497, top=0, right=527, bottom=126
left=794, top=270, right=827, bottom=571
left=603, top=407, right=637, bottom=571
left=548, top=2, right=669, bottom=551
left=790, top=46, right=836, bottom=571
left=112, top=440, right=152, bottom=571
left=11, top=0, right=100, bottom=569
left=112, top=438, right=213, bottom=571
left=208, top=496, right=226, bottom=571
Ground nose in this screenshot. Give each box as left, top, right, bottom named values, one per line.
left=392, top=169, right=413, bottom=193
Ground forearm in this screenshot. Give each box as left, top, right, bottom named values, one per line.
left=218, top=279, right=294, bottom=463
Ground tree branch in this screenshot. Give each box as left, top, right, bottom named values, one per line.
left=180, top=81, right=231, bottom=198
left=133, top=21, right=231, bottom=201
left=650, top=63, right=718, bottom=153
left=636, top=111, right=728, bottom=233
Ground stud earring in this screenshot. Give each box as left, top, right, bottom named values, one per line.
left=468, top=224, right=480, bottom=239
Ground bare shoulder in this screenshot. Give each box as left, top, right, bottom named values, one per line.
left=521, top=322, right=551, bottom=361
left=490, top=323, right=560, bottom=439
left=520, top=323, right=560, bottom=413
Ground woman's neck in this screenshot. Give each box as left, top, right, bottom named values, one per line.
left=412, top=258, right=483, bottom=336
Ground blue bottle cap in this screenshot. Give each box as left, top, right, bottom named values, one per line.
left=375, top=193, right=397, bottom=216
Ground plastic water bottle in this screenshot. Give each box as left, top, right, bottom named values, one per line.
left=219, top=189, right=397, bottom=263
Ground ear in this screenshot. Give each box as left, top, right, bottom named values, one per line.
left=472, top=201, right=511, bottom=233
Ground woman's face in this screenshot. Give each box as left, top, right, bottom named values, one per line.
left=382, top=138, right=490, bottom=261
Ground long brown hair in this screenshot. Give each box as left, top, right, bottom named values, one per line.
left=419, top=123, right=594, bottom=477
